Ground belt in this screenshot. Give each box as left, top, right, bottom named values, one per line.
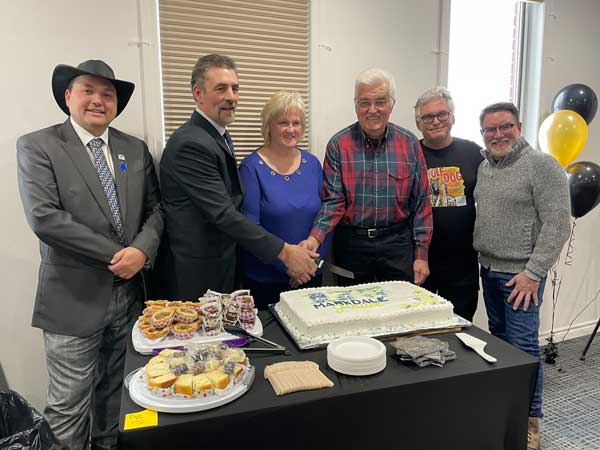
left=342, top=222, right=408, bottom=239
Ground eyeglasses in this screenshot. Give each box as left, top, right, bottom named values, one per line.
left=481, top=123, right=515, bottom=136
left=355, top=99, right=392, bottom=110
left=418, top=111, right=452, bottom=123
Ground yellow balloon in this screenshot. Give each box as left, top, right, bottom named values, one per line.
left=538, top=110, right=589, bottom=167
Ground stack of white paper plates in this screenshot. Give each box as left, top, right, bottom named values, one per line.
left=327, top=336, right=387, bottom=376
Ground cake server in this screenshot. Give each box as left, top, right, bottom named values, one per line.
left=455, top=332, right=497, bottom=363
left=316, top=259, right=355, bottom=279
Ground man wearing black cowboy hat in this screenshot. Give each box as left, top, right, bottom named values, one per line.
left=17, top=60, right=163, bottom=450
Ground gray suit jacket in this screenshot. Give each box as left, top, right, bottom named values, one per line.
left=17, top=119, right=163, bottom=337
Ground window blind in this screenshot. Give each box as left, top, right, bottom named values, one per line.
left=159, top=0, right=310, bottom=161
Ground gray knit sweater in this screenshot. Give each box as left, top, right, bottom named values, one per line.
left=473, top=137, right=571, bottom=281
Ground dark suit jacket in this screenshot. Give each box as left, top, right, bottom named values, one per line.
left=17, top=119, right=163, bottom=337
left=158, top=111, right=283, bottom=298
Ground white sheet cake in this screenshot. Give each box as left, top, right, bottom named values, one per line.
left=274, top=281, right=456, bottom=347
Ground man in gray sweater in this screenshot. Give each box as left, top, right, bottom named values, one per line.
left=474, top=102, right=570, bottom=450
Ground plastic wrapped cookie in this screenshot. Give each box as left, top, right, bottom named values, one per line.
left=200, top=301, right=222, bottom=318
left=203, top=324, right=223, bottom=337
left=223, top=300, right=240, bottom=325
left=223, top=348, right=247, bottom=366
left=230, top=289, right=250, bottom=302
left=222, top=360, right=245, bottom=383
left=238, top=295, right=255, bottom=309
left=201, top=290, right=222, bottom=303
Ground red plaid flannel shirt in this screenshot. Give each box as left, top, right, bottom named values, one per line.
left=310, top=122, right=432, bottom=261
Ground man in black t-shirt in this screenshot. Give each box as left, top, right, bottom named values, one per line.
left=414, top=87, right=483, bottom=321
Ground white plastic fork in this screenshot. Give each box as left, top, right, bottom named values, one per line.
left=456, top=332, right=498, bottom=363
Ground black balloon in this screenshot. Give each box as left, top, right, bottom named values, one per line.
left=552, top=83, right=598, bottom=124
left=566, top=161, right=600, bottom=218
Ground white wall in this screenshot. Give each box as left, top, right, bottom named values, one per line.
left=310, top=0, right=446, bottom=160
left=2, top=0, right=600, bottom=410
left=537, top=0, right=600, bottom=342
left=0, top=0, right=145, bottom=410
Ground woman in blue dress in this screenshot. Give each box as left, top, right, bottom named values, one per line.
left=239, top=92, right=328, bottom=310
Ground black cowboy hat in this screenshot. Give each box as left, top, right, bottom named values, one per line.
left=51, top=59, right=135, bottom=116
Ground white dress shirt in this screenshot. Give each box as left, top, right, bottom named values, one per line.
left=70, top=117, right=115, bottom=175
left=195, top=107, right=233, bottom=154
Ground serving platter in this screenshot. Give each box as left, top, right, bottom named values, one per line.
left=128, top=366, right=255, bottom=413
left=132, top=317, right=263, bottom=355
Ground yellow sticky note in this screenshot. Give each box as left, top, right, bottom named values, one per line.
left=124, top=409, right=158, bottom=430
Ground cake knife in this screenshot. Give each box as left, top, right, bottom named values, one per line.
left=455, top=332, right=497, bottom=363
left=316, top=259, right=355, bottom=279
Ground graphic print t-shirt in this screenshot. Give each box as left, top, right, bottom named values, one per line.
left=421, top=137, right=483, bottom=284
left=428, top=165, right=467, bottom=207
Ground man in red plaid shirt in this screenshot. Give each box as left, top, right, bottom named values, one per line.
left=301, top=67, right=433, bottom=286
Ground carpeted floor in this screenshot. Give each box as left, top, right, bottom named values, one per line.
left=542, top=333, right=600, bottom=449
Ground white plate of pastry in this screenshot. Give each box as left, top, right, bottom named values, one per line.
left=128, top=346, right=255, bottom=413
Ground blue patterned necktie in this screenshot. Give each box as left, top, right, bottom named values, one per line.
left=223, top=130, right=235, bottom=158
left=88, top=138, right=126, bottom=244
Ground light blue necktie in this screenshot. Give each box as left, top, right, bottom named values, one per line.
left=88, top=138, right=126, bottom=244
left=223, top=130, right=235, bottom=158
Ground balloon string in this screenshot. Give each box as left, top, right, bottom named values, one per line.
left=564, top=218, right=577, bottom=266
left=544, top=218, right=575, bottom=362
left=551, top=286, right=600, bottom=370
left=545, top=262, right=562, bottom=363
left=557, top=287, right=600, bottom=345
left=549, top=262, right=562, bottom=334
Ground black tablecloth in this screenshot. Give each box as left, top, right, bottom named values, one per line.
left=118, top=312, right=538, bottom=450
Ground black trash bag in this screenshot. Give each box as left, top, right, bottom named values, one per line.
left=0, top=390, right=61, bottom=450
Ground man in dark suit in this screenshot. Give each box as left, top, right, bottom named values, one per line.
left=159, top=54, right=318, bottom=299
left=17, top=60, right=163, bottom=450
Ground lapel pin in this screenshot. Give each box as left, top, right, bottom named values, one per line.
left=120, top=162, right=127, bottom=172
left=118, top=154, right=126, bottom=161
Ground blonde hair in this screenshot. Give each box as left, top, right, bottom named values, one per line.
left=261, top=92, right=306, bottom=145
